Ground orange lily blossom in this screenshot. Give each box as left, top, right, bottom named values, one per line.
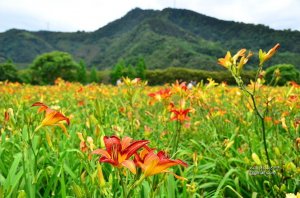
left=259, top=43, right=280, bottom=65
left=92, top=136, right=149, bottom=174
left=32, top=102, right=70, bottom=137
left=148, top=88, right=172, bottom=103
left=170, top=107, right=191, bottom=123
left=134, top=149, right=188, bottom=178
left=218, top=51, right=232, bottom=69
left=172, top=80, right=187, bottom=93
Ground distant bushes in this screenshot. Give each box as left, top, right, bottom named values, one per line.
left=2, top=51, right=299, bottom=86
left=0, top=60, right=19, bottom=82
left=265, top=64, right=300, bottom=85
left=146, top=67, right=256, bottom=85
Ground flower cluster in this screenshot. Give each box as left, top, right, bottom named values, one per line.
left=218, top=48, right=253, bottom=76
left=92, top=135, right=188, bottom=178
left=148, top=88, right=172, bottom=105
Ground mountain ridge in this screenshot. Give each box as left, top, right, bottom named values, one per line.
left=0, top=7, right=300, bottom=70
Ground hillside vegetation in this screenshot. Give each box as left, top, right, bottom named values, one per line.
left=0, top=8, right=300, bottom=70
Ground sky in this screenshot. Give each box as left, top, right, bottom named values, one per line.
left=0, top=0, right=300, bottom=33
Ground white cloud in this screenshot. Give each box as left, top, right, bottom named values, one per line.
left=0, top=0, right=299, bottom=32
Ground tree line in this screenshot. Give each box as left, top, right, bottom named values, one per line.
left=0, top=51, right=299, bottom=85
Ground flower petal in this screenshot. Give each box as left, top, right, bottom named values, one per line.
left=54, top=123, right=70, bottom=138
left=104, top=136, right=121, bottom=154
left=31, top=102, right=49, bottom=113
left=120, top=136, right=133, bottom=150
left=92, top=149, right=111, bottom=159
left=121, top=160, right=136, bottom=174
left=122, top=140, right=149, bottom=159
left=99, top=157, right=118, bottom=166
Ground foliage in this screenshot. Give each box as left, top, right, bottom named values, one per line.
left=265, top=64, right=300, bottom=85
left=0, top=60, right=18, bottom=82
left=217, top=43, right=296, bottom=197
left=1, top=9, right=300, bottom=70
left=17, top=69, right=32, bottom=83
left=110, top=58, right=146, bottom=84
left=135, top=58, right=147, bottom=80
left=89, top=67, right=99, bottom=83
left=146, top=67, right=256, bottom=85
left=110, top=60, right=126, bottom=84
left=77, top=60, right=88, bottom=84
left=30, top=51, right=79, bottom=84
left=0, top=77, right=299, bottom=197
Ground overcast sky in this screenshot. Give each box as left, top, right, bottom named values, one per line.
left=0, top=0, right=299, bottom=33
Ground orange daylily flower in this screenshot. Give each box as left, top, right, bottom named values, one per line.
left=172, top=80, right=187, bottom=93
left=32, top=102, right=70, bottom=137
left=170, top=108, right=191, bottom=123
left=259, top=43, right=280, bottom=65
left=92, top=136, right=149, bottom=174
left=148, top=88, right=172, bottom=103
left=135, top=149, right=188, bottom=178
left=218, top=51, right=232, bottom=69
left=232, top=49, right=246, bottom=63
left=237, top=51, right=253, bottom=70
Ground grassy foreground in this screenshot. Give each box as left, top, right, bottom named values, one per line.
left=0, top=77, right=299, bottom=197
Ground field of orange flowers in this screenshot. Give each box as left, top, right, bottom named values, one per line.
left=0, top=76, right=299, bottom=197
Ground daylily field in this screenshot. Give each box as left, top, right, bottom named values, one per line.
left=1, top=46, right=300, bottom=197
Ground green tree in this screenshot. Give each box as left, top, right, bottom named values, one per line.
left=135, top=58, right=147, bottom=80
left=77, top=60, right=88, bottom=84
left=18, top=69, right=32, bottom=84
left=265, top=64, right=300, bottom=86
left=31, top=51, right=79, bottom=84
left=89, top=67, right=98, bottom=83
left=0, top=60, right=18, bottom=82
left=110, top=60, right=126, bottom=84
left=124, top=64, right=136, bottom=79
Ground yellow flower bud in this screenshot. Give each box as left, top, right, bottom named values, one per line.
left=252, top=153, right=262, bottom=165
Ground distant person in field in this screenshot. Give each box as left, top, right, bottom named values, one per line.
left=187, top=80, right=196, bottom=90
left=116, top=79, right=122, bottom=86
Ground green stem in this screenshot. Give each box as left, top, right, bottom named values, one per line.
left=127, top=174, right=146, bottom=198
left=237, top=71, right=275, bottom=184
left=249, top=93, right=272, bottom=169
left=172, top=121, right=182, bottom=155
left=22, top=147, right=31, bottom=197
left=119, top=170, right=127, bottom=198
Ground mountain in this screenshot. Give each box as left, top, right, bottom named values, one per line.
left=1, top=8, right=300, bottom=70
